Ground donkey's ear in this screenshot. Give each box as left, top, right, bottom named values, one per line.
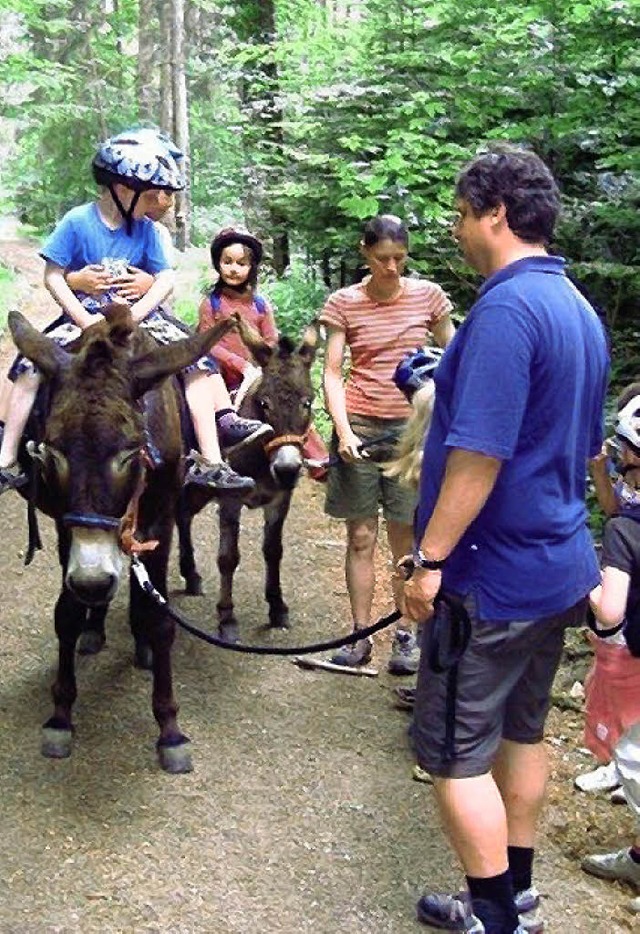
left=130, top=319, right=234, bottom=399
left=298, top=320, right=319, bottom=365
left=8, top=310, right=71, bottom=379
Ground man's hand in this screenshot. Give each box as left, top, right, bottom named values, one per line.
left=66, top=264, right=112, bottom=296
left=112, top=265, right=154, bottom=303
left=401, top=566, right=442, bottom=622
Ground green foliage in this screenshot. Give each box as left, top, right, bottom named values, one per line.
left=261, top=263, right=327, bottom=337
left=0, top=263, right=17, bottom=333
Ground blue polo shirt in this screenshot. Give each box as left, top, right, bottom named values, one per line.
left=415, top=255, right=609, bottom=621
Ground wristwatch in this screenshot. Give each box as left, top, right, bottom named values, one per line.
left=413, top=549, right=446, bottom=571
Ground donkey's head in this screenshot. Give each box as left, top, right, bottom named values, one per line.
left=246, top=323, right=317, bottom=490
left=9, top=305, right=232, bottom=605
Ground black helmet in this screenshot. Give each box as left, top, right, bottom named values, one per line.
left=210, top=227, right=263, bottom=268
left=393, top=346, right=443, bottom=402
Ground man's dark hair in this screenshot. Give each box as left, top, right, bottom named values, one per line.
left=362, top=214, right=409, bottom=248
left=456, top=145, right=560, bottom=244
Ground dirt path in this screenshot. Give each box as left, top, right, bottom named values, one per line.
left=0, top=237, right=635, bottom=932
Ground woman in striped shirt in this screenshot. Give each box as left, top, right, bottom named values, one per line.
left=319, top=215, right=455, bottom=671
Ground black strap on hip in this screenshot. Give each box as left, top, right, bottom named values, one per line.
left=424, top=592, right=471, bottom=764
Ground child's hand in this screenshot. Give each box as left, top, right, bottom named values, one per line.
left=112, top=266, right=154, bottom=303
left=67, top=264, right=112, bottom=296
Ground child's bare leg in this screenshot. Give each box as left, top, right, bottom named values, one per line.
left=199, top=372, right=274, bottom=456
left=185, top=370, right=273, bottom=493
left=184, top=371, right=222, bottom=464
left=0, top=371, right=40, bottom=493
left=0, top=371, right=40, bottom=467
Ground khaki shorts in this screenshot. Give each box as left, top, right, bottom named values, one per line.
left=412, top=595, right=588, bottom=778
left=324, top=414, right=417, bottom=525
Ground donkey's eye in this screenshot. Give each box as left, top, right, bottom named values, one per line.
left=258, top=398, right=271, bottom=412
left=44, top=445, right=70, bottom=482
left=110, top=448, right=140, bottom=478
left=301, top=399, right=312, bottom=411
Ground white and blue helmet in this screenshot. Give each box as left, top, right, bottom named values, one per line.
left=92, top=127, right=185, bottom=193
left=393, top=346, right=443, bottom=402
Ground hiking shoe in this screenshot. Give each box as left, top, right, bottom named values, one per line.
left=0, top=464, right=28, bottom=495
left=393, top=684, right=416, bottom=710
left=217, top=413, right=274, bottom=455
left=416, top=888, right=543, bottom=932
left=184, top=452, right=255, bottom=493
left=387, top=629, right=420, bottom=675
left=330, top=633, right=373, bottom=667
left=582, top=848, right=640, bottom=888
left=574, top=761, right=619, bottom=793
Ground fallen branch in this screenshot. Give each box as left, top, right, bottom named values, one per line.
left=292, top=656, right=378, bottom=677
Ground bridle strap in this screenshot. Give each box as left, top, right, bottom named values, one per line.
left=61, top=449, right=159, bottom=555
left=62, top=513, right=121, bottom=531
left=119, top=449, right=159, bottom=555
left=263, top=432, right=307, bottom=456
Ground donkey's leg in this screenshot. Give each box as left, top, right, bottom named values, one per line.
left=130, top=544, right=192, bottom=774
left=77, top=604, right=108, bottom=655
left=42, top=587, right=87, bottom=759
left=217, top=499, right=242, bottom=644
left=176, top=489, right=204, bottom=596
left=264, top=492, right=293, bottom=629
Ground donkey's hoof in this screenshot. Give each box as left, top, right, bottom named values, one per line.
left=77, top=630, right=106, bottom=655
left=42, top=726, right=73, bottom=759
left=157, top=738, right=193, bottom=774
left=134, top=642, right=153, bottom=670
left=218, top=621, right=240, bottom=644
left=184, top=574, right=204, bottom=596
left=269, top=613, right=290, bottom=630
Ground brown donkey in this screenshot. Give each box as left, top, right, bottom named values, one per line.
left=9, top=304, right=233, bottom=773
left=177, top=322, right=318, bottom=644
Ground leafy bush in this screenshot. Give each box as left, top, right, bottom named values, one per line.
left=0, top=263, right=17, bottom=333
left=261, top=263, right=327, bottom=338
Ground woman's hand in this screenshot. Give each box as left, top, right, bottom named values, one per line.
left=337, top=430, right=366, bottom=462
left=112, top=265, right=154, bottom=303
left=401, top=567, right=442, bottom=623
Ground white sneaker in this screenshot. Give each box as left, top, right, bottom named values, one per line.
left=582, top=848, right=640, bottom=888
left=574, top=761, right=619, bottom=793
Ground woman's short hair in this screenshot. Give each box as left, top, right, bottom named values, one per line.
left=362, top=214, right=409, bottom=248
left=456, top=145, right=560, bottom=244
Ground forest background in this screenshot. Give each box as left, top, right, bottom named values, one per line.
left=0, top=0, right=638, bottom=407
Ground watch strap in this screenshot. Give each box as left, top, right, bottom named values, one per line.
left=413, top=549, right=446, bottom=571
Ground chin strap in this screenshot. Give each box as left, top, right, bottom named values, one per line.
left=109, top=184, right=141, bottom=235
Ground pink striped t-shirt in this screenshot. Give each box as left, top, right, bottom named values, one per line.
left=319, top=277, right=452, bottom=419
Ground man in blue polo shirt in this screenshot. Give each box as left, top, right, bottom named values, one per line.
left=403, top=146, right=609, bottom=934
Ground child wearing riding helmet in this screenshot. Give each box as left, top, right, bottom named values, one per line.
left=0, top=129, right=271, bottom=496
left=198, top=226, right=329, bottom=477
left=581, top=385, right=640, bottom=909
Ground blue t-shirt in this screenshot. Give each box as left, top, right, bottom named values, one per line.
left=415, top=255, right=609, bottom=621
left=40, top=202, right=170, bottom=314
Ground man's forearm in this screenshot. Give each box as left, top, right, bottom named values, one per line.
left=418, top=449, right=502, bottom=561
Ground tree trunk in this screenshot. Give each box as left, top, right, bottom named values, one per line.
left=171, top=0, right=190, bottom=249
left=137, top=0, right=157, bottom=121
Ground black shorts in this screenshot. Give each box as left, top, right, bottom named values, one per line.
left=412, top=595, right=588, bottom=778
